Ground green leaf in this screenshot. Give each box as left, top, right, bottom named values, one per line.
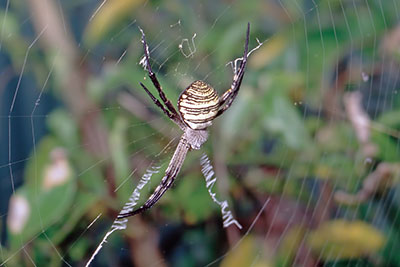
left=52, top=191, right=98, bottom=244
left=8, top=137, right=76, bottom=250
left=174, top=173, right=215, bottom=224
left=377, top=110, right=400, bottom=129
left=47, top=109, right=79, bottom=148
left=110, top=117, right=132, bottom=201
left=262, top=93, right=311, bottom=149
left=371, top=132, right=399, bottom=162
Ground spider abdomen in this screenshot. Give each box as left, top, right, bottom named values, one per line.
left=178, top=80, right=220, bottom=129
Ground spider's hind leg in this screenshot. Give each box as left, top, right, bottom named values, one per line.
left=117, top=136, right=190, bottom=219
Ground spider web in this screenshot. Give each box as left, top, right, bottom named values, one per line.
left=1, top=0, right=400, bottom=266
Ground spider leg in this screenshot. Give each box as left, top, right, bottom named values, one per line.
left=139, top=28, right=180, bottom=117
left=140, top=82, right=184, bottom=126
left=215, top=23, right=250, bottom=118
left=117, top=136, right=190, bottom=219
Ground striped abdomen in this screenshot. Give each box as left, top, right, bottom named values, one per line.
left=178, top=80, right=220, bottom=129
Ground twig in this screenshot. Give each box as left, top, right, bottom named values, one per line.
left=343, top=91, right=378, bottom=158
left=335, top=163, right=400, bottom=205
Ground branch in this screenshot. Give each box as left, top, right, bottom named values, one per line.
left=335, top=163, right=400, bottom=205
left=26, top=0, right=109, bottom=158
left=343, top=91, right=377, bottom=158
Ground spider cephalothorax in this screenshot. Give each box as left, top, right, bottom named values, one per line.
left=118, top=23, right=250, bottom=219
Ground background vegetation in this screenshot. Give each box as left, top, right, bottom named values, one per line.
left=1, top=0, right=400, bottom=266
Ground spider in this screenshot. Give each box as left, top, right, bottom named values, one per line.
left=117, top=23, right=250, bottom=219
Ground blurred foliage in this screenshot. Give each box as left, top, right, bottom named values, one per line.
left=220, top=236, right=274, bottom=267
left=84, top=0, right=146, bottom=45
left=307, top=220, right=386, bottom=260
left=1, top=0, right=400, bottom=266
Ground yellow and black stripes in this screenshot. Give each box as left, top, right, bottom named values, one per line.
left=178, top=80, right=220, bottom=129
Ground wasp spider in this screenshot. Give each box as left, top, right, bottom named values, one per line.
left=118, top=23, right=250, bottom=219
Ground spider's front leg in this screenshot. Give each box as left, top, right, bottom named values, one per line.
left=216, top=22, right=250, bottom=118
left=139, top=28, right=182, bottom=118
left=138, top=27, right=186, bottom=129
left=139, top=82, right=186, bottom=129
